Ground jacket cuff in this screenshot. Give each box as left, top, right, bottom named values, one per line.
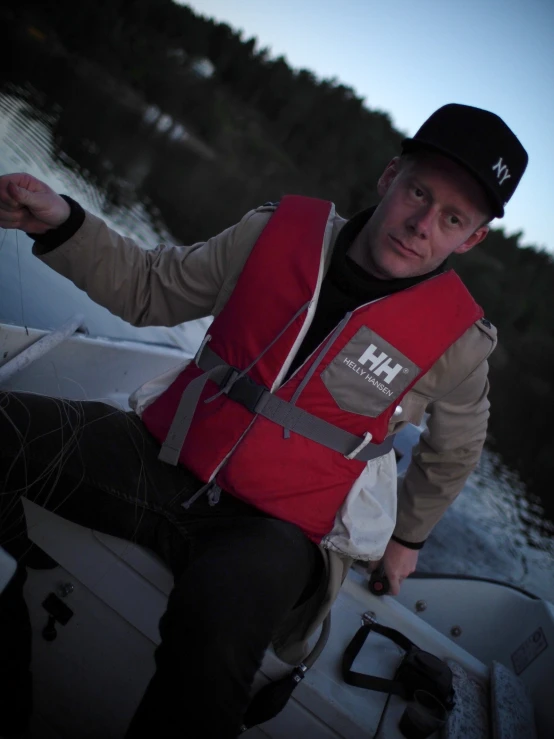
left=391, top=534, right=425, bottom=550
left=27, top=195, right=85, bottom=253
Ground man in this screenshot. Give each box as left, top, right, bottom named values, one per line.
left=0, top=103, right=527, bottom=738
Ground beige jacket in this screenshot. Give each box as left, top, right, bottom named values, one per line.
left=35, top=202, right=497, bottom=661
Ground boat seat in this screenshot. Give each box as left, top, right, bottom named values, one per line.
left=443, top=660, right=489, bottom=739
left=443, top=659, right=538, bottom=739
left=23, top=499, right=174, bottom=645
left=489, top=661, right=537, bottom=739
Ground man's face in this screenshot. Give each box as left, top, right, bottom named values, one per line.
left=352, top=152, right=491, bottom=280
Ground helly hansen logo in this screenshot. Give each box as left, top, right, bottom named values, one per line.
left=321, top=326, right=420, bottom=418
left=492, top=157, right=511, bottom=186
left=358, top=344, right=404, bottom=384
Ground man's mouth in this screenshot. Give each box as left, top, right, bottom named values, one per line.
left=390, top=235, right=421, bottom=257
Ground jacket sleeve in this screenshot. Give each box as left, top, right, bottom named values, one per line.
left=32, top=208, right=263, bottom=327
left=393, top=356, right=491, bottom=544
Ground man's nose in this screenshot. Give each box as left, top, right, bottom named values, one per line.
left=406, top=206, right=434, bottom=239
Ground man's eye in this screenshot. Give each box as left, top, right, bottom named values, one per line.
left=412, top=187, right=425, bottom=198
left=448, top=215, right=461, bottom=226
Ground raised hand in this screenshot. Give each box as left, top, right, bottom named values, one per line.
left=0, top=173, right=70, bottom=234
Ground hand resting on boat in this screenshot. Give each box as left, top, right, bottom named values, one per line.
left=368, top=538, right=419, bottom=595
left=0, top=172, right=70, bottom=234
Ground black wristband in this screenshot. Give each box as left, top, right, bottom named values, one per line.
left=27, top=195, right=86, bottom=253
left=391, top=534, right=425, bottom=551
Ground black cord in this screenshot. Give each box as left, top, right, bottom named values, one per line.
left=371, top=691, right=392, bottom=739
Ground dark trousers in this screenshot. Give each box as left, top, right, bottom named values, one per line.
left=0, top=392, right=323, bottom=738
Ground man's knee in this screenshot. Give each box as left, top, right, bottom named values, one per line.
left=158, top=516, right=322, bottom=650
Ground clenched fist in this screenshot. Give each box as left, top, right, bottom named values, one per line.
left=0, top=173, right=70, bottom=234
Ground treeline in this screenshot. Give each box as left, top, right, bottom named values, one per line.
left=1, top=0, right=554, bottom=516
left=3, top=0, right=401, bottom=215
left=452, top=236, right=554, bottom=522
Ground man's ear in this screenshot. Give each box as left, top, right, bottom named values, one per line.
left=377, top=157, right=402, bottom=197
left=454, top=225, right=489, bottom=254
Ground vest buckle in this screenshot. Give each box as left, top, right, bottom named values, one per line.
left=226, top=374, right=269, bottom=414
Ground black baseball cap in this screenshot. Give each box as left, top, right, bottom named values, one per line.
left=401, top=103, right=528, bottom=218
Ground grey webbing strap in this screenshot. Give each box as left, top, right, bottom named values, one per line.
left=204, top=300, right=312, bottom=406
left=255, top=392, right=394, bottom=461
left=196, top=344, right=225, bottom=372
left=158, top=365, right=232, bottom=465
left=158, top=301, right=312, bottom=466
left=158, top=300, right=311, bottom=465
left=196, top=346, right=394, bottom=463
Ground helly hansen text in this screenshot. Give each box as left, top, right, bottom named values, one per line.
left=342, top=358, right=393, bottom=397
left=357, top=345, right=403, bottom=384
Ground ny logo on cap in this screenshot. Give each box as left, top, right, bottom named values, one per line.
left=492, top=157, right=511, bottom=186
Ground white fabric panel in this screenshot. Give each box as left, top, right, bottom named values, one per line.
left=322, top=449, right=397, bottom=561
left=129, top=358, right=192, bottom=415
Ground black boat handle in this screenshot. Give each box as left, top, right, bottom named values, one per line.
left=368, top=562, right=390, bottom=596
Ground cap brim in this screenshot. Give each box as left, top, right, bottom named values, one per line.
left=401, top=138, right=504, bottom=218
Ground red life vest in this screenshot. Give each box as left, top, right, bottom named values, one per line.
left=141, top=196, right=483, bottom=543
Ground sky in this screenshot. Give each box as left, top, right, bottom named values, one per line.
left=185, top=0, right=554, bottom=253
